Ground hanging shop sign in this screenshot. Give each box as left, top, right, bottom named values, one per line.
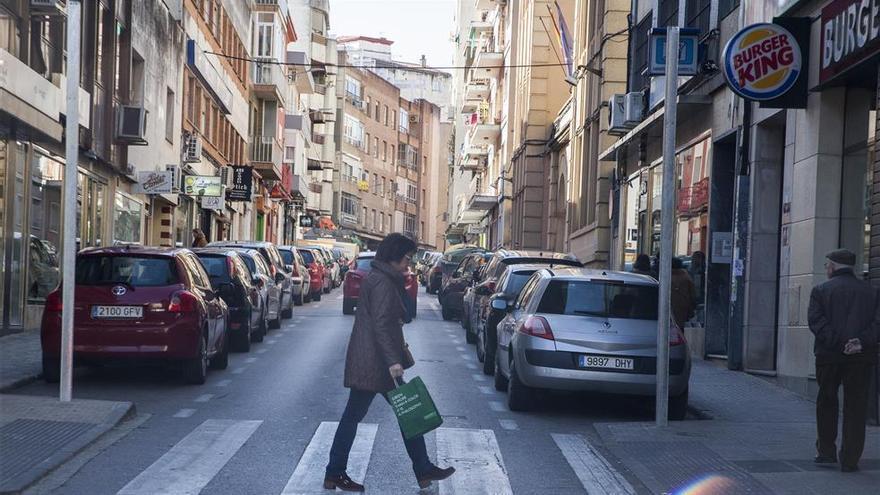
left=133, top=171, right=173, bottom=194
left=819, top=0, right=880, bottom=85
left=183, top=175, right=222, bottom=197
left=201, top=194, right=224, bottom=211
left=299, top=216, right=314, bottom=228
left=226, top=165, right=253, bottom=201
left=647, top=28, right=700, bottom=76
left=723, top=22, right=805, bottom=103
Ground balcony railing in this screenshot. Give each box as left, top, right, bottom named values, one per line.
left=255, top=0, right=289, bottom=13
left=250, top=135, right=281, bottom=163
left=343, top=135, right=364, bottom=150
left=252, top=59, right=287, bottom=99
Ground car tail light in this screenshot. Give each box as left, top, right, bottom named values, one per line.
left=168, top=291, right=198, bottom=313
left=309, top=262, right=320, bottom=274
left=518, top=316, right=555, bottom=341
left=45, top=290, right=62, bottom=312
left=227, top=257, right=236, bottom=278
left=432, top=265, right=441, bottom=274
left=486, top=281, right=496, bottom=292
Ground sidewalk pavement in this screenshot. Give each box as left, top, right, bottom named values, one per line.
left=595, top=360, right=880, bottom=494
left=0, top=331, right=42, bottom=392
left=0, top=394, right=134, bottom=494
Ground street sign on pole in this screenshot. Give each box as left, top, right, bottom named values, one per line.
left=656, top=26, right=680, bottom=427
left=60, top=0, right=81, bottom=402
left=648, top=27, right=699, bottom=76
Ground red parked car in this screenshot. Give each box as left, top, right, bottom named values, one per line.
left=343, top=251, right=418, bottom=317
left=41, top=247, right=229, bottom=385
left=298, top=248, right=326, bottom=302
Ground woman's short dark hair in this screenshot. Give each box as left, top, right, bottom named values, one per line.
left=633, top=253, right=651, bottom=271
left=375, top=233, right=417, bottom=263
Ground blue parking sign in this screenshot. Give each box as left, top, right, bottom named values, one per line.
left=647, top=28, right=700, bottom=76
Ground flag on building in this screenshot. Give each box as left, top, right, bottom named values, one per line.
left=548, top=1, right=575, bottom=84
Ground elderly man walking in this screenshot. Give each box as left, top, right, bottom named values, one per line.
left=808, top=249, right=879, bottom=472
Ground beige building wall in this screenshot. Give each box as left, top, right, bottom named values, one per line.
left=565, top=0, right=628, bottom=266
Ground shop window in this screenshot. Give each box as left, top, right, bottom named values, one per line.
left=113, top=192, right=142, bottom=245
left=166, top=88, right=175, bottom=143
left=686, top=0, right=710, bottom=36
left=0, top=5, right=20, bottom=57
left=718, top=0, right=740, bottom=21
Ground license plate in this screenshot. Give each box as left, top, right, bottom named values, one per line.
left=91, top=305, right=143, bottom=319
left=578, top=355, right=634, bottom=370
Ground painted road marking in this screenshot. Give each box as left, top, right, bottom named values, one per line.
left=477, top=386, right=494, bottom=395
left=280, top=422, right=378, bottom=494
left=456, top=346, right=466, bottom=352
left=436, top=428, right=512, bottom=495
left=172, top=409, right=196, bottom=418
left=245, top=357, right=258, bottom=364
left=465, top=363, right=478, bottom=370
left=499, top=419, right=519, bottom=431
left=551, top=433, right=636, bottom=495
left=116, top=419, right=261, bottom=495
left=231, top=367, right=247, bottom=375
left=256, top=348, right=268, bottom=354
left=215, top=379, right=232, bottom=388
left=267, top=340, right=277, bottom=345
left=452, top=339, right=462, bottom=345
left=489, top=401, right=508, bottom=412
left=472, top=374, right=487, bottom=382
left=194, top=394, right=213, bottom=403
left=460, top=354, right=472, bottom=361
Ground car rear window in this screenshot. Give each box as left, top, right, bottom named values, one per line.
left=197, top=255, right=230, bottom=282
left=445, top=250, right=478, bottom=264
left=537, top=280, right=658, bottom=320
left=356, top=257, right=374, bottom=270
left=505, top=271, right=537, bottom=296
left=279, top=249, right=295, bottom=265
left=75, top=256, right=179, bottom=287
left=299, top=250, right=315, bottom=264
left=239, top=255, right=256, bottom=274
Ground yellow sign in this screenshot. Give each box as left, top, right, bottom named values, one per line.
left=357, top=180, right=370, bottom=192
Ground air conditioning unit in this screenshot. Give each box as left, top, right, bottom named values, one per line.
left=608, top=94, right=628, bottom=136
left=116, top=105, right=148, bottom=144
left=409, top=114, right=420, bottom=124
left=624, top=92, right=644, bottom=127
left=165, top=164, right=182, bottom=192
left=183, top=133, right=202, bottom=163
left=220, top=166, right=229, bottom=186
left=30, top=0, right=66, bottom=15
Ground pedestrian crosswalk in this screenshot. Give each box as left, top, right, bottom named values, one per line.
left=113, top=419, right=635, bottom=494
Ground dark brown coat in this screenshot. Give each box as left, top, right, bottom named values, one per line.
left=343, top=261, right=409, bottom=393
left=670, top=268, right=695, bottom=328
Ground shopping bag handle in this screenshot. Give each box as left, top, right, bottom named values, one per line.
left=392, top=374, right=407, bottom=387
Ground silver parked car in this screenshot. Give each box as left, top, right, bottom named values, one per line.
left=492, top=267, right=691, bottom=419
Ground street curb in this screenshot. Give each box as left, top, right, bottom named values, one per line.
left=0, top=372, right=42, bottom=394
left=0, top=401, right=136, bottom=495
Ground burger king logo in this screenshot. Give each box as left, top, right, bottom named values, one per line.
left=723, top=23, right=802, bottom=101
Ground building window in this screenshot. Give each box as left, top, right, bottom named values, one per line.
left=372, top=173, right=378, bottom=194
left=421, top=189, right=426, bottom=207
left=285, top=145, right=295, bottom=163
left=391, top=111, right=397, bottom=129
left=399, top=108, right=409, bottom=133
left=420, top=221, right=425, bottom=239
left=375, top=101, right=380, bottom=121
left=686, top=0, right=711, bottom=35
left=380, top=213, right=385, bottom=232
left=341, top=193, right=357, bottom=215
left=345, top=76, right=362, bottom=101
left=365, top=133, right=370, bottom=154
left=0, top=5, right=20, bottom=57
left=373, top=137, right=379, bottom=158
left=113, top=192, right=143, bottom=244
left=383, top=105, right=389, bottom=125
left=404, top=213, right=416, bottom=235
left=343, top=115, right=365, bottom=149
left=383, top=141, right=387, bottom=162
left=407, top=183, right=417, bottom=204
left=362, top=206, right=368, bottom=225
left=718, top=0, right=740, bottom=21
left=165, top=88, right=175, bottom=143
left=372, top=209, right=377, bottom=230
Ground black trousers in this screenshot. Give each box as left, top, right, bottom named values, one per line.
left=815, top=361, right=873, bottom=467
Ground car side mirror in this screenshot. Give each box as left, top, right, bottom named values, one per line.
left=475, top=285, right=491, bottom=296
left=285, top=264, right=294, bottom=273
left=216, top=282, right=236, bottom=299
left=275, top=272, right=286, bottom=284
left=340, top=265, right=349, bottom=274
left=491, top=298, right=509, bottom=312
left=252, top=276, right=264, bottom=288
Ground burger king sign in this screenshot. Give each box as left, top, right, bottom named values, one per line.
left=723, top=23, right=803, bottom=101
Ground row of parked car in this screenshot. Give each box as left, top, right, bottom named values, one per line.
left=415, top=246, right=691, bottom=420
left=40, top=241, right=351, bottom=385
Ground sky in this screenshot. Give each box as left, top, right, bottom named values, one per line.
left=329, top=0, right=456, bottom=67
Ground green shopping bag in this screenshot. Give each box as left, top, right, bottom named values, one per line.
left=386, top=376, right=443, bottom=440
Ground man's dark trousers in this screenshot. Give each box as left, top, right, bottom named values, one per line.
left=326, top=388, right=432, bottom=478
left=816, top=361, right=873, bottom=467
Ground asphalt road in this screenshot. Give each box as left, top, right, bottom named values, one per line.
left=18, top=290, right=656, bottom=494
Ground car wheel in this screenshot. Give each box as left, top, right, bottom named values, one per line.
left=295, top=292, right=304, bottom=306
left=42, top=356, right=60, bottom=383
left=343, top=298, right=356, bottom=315
left=313, top=291, right=322, bottom=302
left=234, top=318, right=252, bottom=352
left=441, top=305, right=453, bottom=321
left=507, top=356, right=534, bottom=412
left=482, top=334, right=496, bottom=376
left=668, top=388, right=689, bottom=421
left=210, top=329, right=229, bottom=370
left=304, top=292, right=312, bottom=303
left=282, top=304, right=293, bottom=319
left=493, top=352, right=508, bottom=391
left=183, top=332, right=209, bottom=385
left=476, top=326, right=486, bottom=362
left=252, top=311, right=266, bottom=343
left=269, top=312, right=281, bottom=330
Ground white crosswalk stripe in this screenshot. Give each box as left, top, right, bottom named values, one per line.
left=436, top=428, right=513, bottom=495
left=281, top=422, right=378, bottom=495
left=116, top=419, right=261, bottom=495
left=552, top=433, right=636, bottom=495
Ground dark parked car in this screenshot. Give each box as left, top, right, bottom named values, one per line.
left=231, top=249, right=282, bottom=331
left=463, top=250, right=582, bottom=344
left=193, top=248, right=266, bottom=351
left=41, top=247, right=229, bottom=385
left=208, top=241, right=294, bottom=319
left=417, top=251, right=440, bottom=286
left=427, top=256, right=444, bottom=294
left=438, top=251, right=490, bottom=322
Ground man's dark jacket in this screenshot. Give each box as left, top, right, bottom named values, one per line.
left=808, top=268, right=880, bottom=365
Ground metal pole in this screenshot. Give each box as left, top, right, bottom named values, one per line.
left=656, top=26, right=679, bottom=427
left=60, top=0, right=81, bottom=402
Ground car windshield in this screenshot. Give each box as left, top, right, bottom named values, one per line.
left=299, top=250, right=315, bottom=264
left=238, top=254, right=257, bottom=275
left=505, top=271, right=537, bottom=296
left=446, top=249, right=480, bottom=264
left=356, top=257, right=374, bottom=270
left=279, top=250, right=295, bottom=265
left=197, top=255, right=229, bottom=282
left=75, top=256, right=179, bottom=287
left=537, top=280, right=658, bottom=320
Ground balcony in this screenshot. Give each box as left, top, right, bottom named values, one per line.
left=292, top=174, right=308, bottom=200
left=250, top=135, right=283, bottom=180
left=251, top=59, right=287, bottom=103
left=464, top=79, right=491, bottom=101
left=287, top=51, right=314, bottom=94
left=285, top=112, right=312, bottom=133
left=470, top=20, right=493, bottom=35
left=472, top=43, right=502, bottom=80
left=310, top=0, right=330, bottom=14
left=475, top=0, right=496, bottom=11
left=466, top=180, right=496, bottom=212
left=254, top=0, right=289, bottom=14
left=466, top=113, right=501, bottom=143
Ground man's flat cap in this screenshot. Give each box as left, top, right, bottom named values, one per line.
left=826, top=249, right=856, bottom=266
